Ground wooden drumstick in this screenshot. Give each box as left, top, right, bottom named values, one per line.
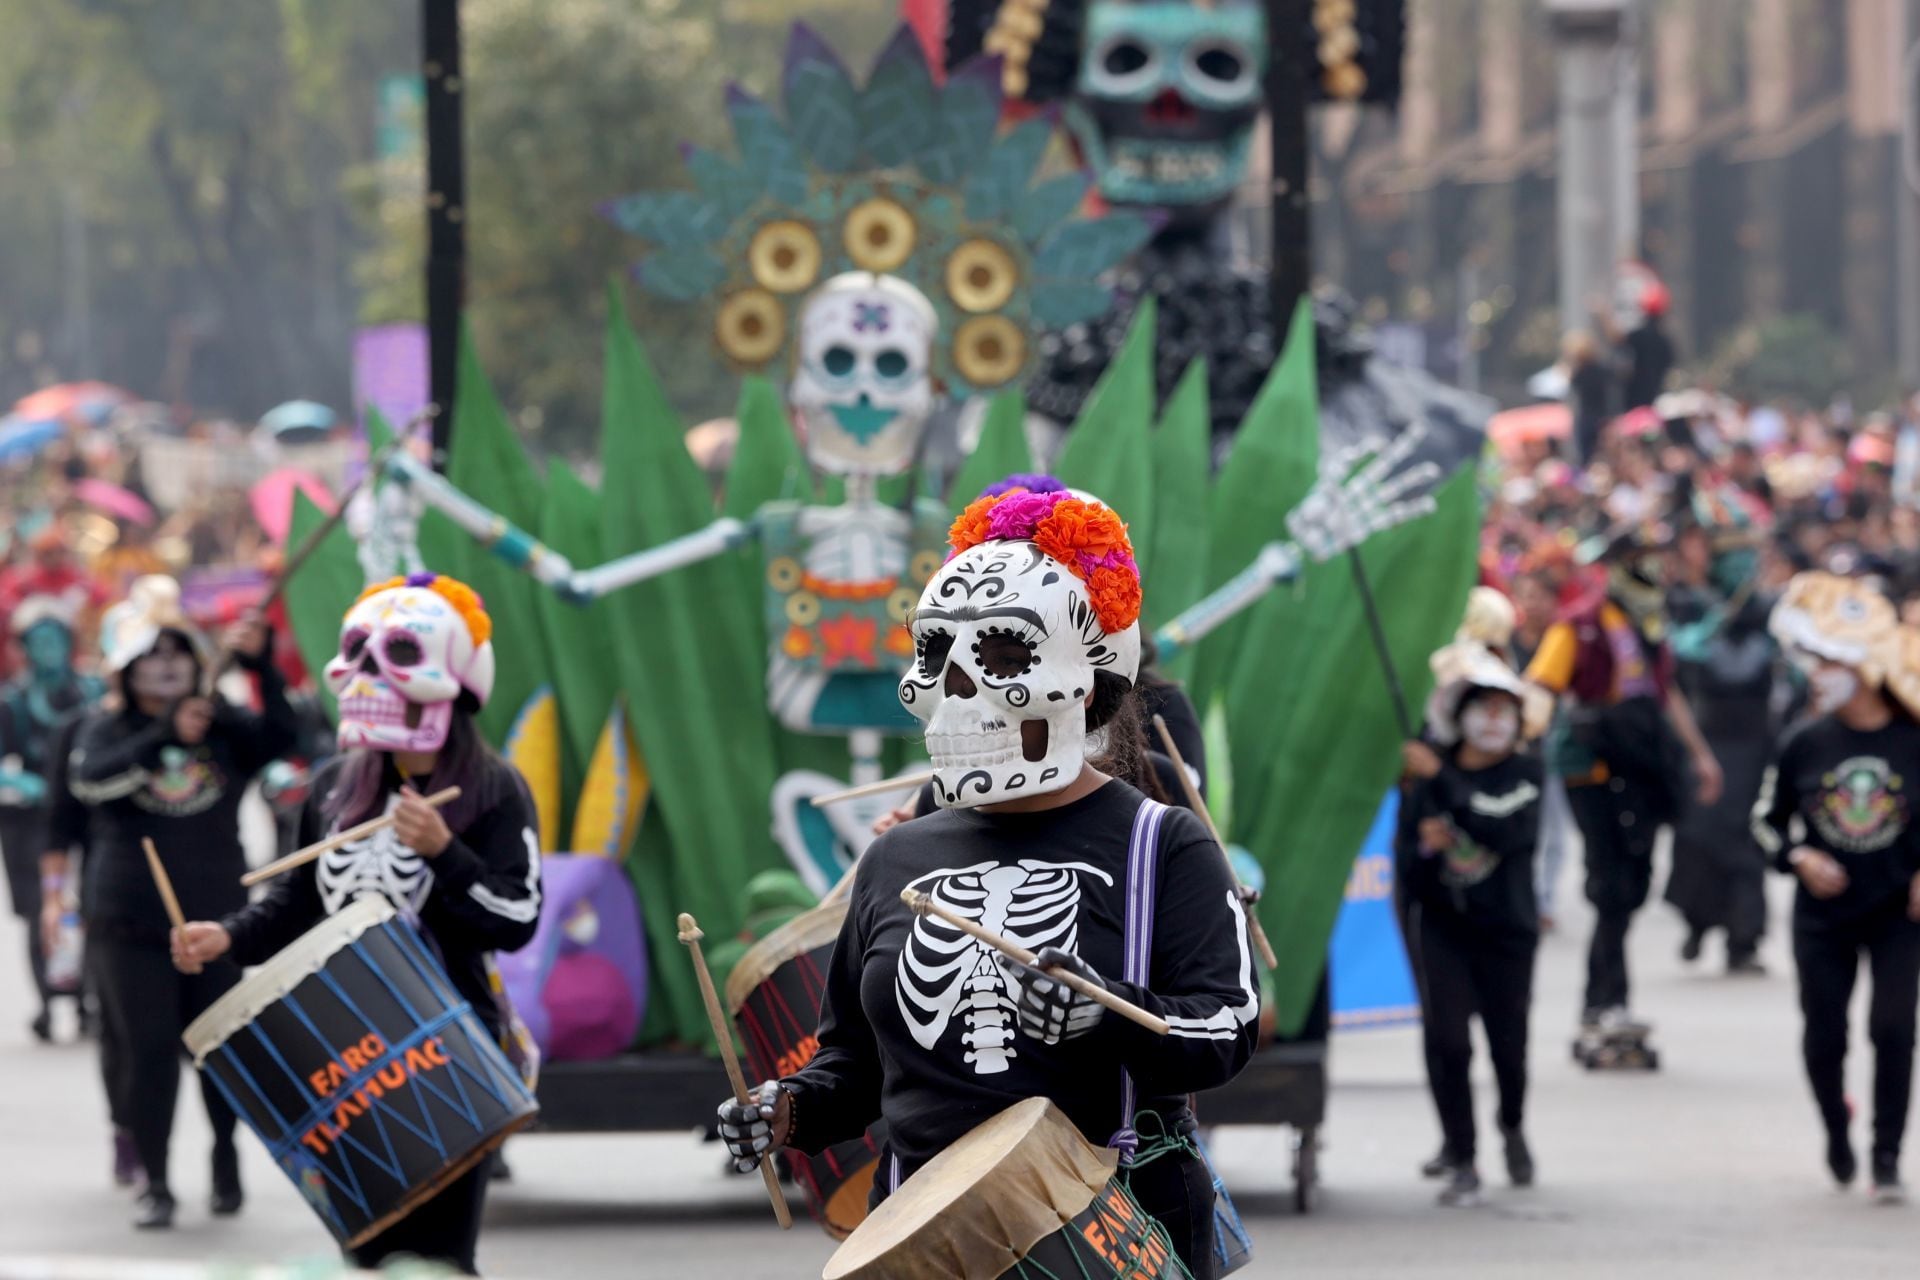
left=900, top=889, right=1170, bottom=1036
left=1152, top=715, right=1280, bottom=971
left=142, top=838, right=186, bottom=932
left=808, top=770, right=936, bottom=809
left=239, top=786, right=461, bottom=887
left=677, top=913, right=794, bottom=1230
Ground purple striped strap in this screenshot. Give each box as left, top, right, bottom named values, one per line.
left=1110, top=798, right=1169, bottom=1165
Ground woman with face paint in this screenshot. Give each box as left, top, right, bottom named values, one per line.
left=1755, top=572, right=1920, bottom=1201
left=64, top=576, right=298, bottom=1229
left=1398, top=643, right=1550, bottom=1207
left=172, top=573, right=540, bottom=1275
left=715, top=488, right=1260, bottom=1277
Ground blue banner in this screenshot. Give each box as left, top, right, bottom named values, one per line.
left=1330, top=790, right=1420, bottom=1030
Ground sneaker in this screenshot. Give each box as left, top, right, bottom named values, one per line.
left=1436, top=1165, right=1482, bottom=1208
left=1872, top=1157, right=1905, bottom=1205
left=1419, top=1145, right=1456, bottom=1179
left=1599, top=1007, right=1650, bottom=1037
left=1828, top=1132, right=1858, bottom=1187
left=1502, top=1125, right=1535, bottom=1187
left=112, top=1129, right=141, bottom=1189
left=133, top=1188, right=176, bottom=1230
left=211, top=1142, right=243, bottom=1216
left=1680, top=929, right=1704, bottom=963
left=1726, top=953, right=1767, bottom=977
left=29, top=1008, right=52, bottom=1043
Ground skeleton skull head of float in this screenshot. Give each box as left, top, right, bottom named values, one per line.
left=900, top=490, right=1141, bottom=809
left=789, top=272, right=938, bottom=477
left=325, top=576, right=495, bottom=754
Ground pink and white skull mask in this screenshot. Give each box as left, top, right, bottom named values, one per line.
left=324, top=584, right=495, bottom=753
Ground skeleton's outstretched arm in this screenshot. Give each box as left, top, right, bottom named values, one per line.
left=384, top=451, right=755, bottom=605
left=1152, top=426, right=1443, bottom=663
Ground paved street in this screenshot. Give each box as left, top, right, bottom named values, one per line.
left=1, top=856, right=1914, bottom=1277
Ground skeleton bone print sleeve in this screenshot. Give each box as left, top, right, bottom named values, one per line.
left=780, top=780, right=1258, bottom=1188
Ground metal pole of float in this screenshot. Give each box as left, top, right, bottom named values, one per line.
left=423, top=0, right=464, bottom=467
left=1265, top=0, right=1417, bottom=741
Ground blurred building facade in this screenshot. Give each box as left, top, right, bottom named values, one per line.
left=1273, top=0, right=1918, bottom=406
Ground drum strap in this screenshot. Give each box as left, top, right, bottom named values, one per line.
left=1110, top=797, right=1170, bottom=1167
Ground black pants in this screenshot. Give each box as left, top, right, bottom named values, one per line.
left=1416, top=912, right=1536, bottom=1164
left=1, top=816, right=50, bottom=1009
left=1794, top=902, right=1920, bottom=1164
left=350, top=1159, right=490, bottom=1276
left=90, top=932, right=239, bottom=1193
left=86, top=943, right=130, bottom=1129
left=1130, top=1146, right=1218, bottom=1280
left=1568, top=780, right=1657, bottom=1015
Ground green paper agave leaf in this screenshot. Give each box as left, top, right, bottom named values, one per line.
left=724, top=376, right=809, bottom=520
left=962, top=119, right=1052, bottom=223
left=1014, top=173, right=1092, bottom=245
left=922, top=57, right=1003, bottom=187
left=637, top=250, right=727, bottom=304
left=727, top=85, right=810, bottom=208
left=1030, top=282, right=1116, bottom=330
left=783, top=25, right=861, bottom=174
left=1033, top=214, right=1158, bottom=282
left=1053, top=298, right=1156, bottom=539
left=535, top=461, right=619, bottom=822
left=858, top=27, right=938, bottom=170
left=600, top=191, right=724, bottom=248
left=682, top=145, right=762, bottom=228
left=1143, top=360, right=1212, bottom=669
left=281, top=489, right=365, bottom=719
left=947, top=390, right=1033, bottom=510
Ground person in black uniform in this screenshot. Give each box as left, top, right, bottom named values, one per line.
left=716, top=491, right=1259, bottom=1278
left=67, top=576, right=296, bottom=1229
left=1400, top=642, right=1548, bottom=1207
left=1755, top=572, right=1920, bottom=1201
left=174, top=573, right=539, bottom=1276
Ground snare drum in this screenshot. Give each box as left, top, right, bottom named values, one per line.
left=823, top=1097, right=1192, bottom=1280
left=183, top=897, right=539, bottom=1248
left=726, top=894, right=885, bottom=1239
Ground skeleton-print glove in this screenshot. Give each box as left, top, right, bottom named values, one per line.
left=716, top=1081, right=784, bottom=1173
left=998, top=946, right=1107, bottom=1046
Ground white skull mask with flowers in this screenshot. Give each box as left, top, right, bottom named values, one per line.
left=325, top=576, right=496, bottom=754
left=789, top=273, right=938, bottom=478
left=899, top=487, right=1142, bottom=808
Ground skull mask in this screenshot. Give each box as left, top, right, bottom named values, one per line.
left=1067, top=1, right=1266, bottom=219
left=325, top=581, right=495, bottom=754
left=900, top=540, right=1140, bottom=809
left=789, top=273, right=938, bottom=477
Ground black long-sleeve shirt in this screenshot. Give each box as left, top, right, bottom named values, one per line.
left=68, top=661, right=297, bottom=940
left=1751, top=716, right=1920, bottom=931
left=221, top=757, right=541, bottom=1034
left=784, top=779, right=1259, bottom=1193
left=1397, top=752, right=1544, bottom=941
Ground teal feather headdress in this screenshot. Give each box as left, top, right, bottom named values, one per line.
left=601, top=24, right=1156, bottom=396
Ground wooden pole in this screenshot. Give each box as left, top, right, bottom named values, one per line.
left=808, top=770, right=935, bottom=809
left=1151, top=716, right=1280, bottom=971
left=677, top=913, right=793, bottom=1229
left=901, top=890, right=1170, bottom=1035
left=240, top=787, right=461, bottom=888
left=142, top=838, right=186, bottom=932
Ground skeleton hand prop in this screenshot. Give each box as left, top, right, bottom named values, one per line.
left=716, top=1080, right=786, bottom=1173
left=997, top=946, right=1108, bottom=1046
left=1286, top=423, right=1443, bottom=563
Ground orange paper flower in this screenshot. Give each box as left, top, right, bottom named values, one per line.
left=948, top=494, right=1000, bottom=555
left=1085, top=563, right=1144, bottom=633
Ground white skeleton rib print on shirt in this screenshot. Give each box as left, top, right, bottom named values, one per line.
left=895, top=859, right=1112, bottom=1074
left=316, top=794, right=434, bottom=918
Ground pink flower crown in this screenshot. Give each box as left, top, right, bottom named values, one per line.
left=947, top=485, right=1142, bottom=634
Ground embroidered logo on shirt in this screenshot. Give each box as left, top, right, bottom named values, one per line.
left=895, top=859, right=1110, bottom=1076
left=133, top=746, right=225, bottom=817
left=1814, top=756, right=1907, bottom=854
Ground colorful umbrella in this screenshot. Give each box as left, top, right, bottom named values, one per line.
left=259, top=400, right=338, bottom=443
left=11, top=381, right=133, bottom=427
left=0, top=415, right=65, bottom=463
left=73, top=477, right=156, bottom=526
left=250, top=467, right=335, bottom=544
left=1487, top=402, right=1571, bottom=457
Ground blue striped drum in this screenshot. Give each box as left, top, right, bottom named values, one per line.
left=183, top=897, right=538, bottom=1248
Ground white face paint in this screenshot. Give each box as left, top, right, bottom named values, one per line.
left=788, top=274, right=937, bottom=478
left=899, top=541, right=1133, bottom=808
left=1461, top=698, right=1521, bottom=756
left=324, top=586, right=495, bottom=754
left=1809, top=666, right=1861, bottom=715
left=128, top=633, right=199, bottom=702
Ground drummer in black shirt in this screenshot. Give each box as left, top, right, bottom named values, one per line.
left=716, top=490, right=1260, bottom=1278
left=173, top=573, right=540, bottom=1275
left=1755, top=572, right=1920, bottom=1201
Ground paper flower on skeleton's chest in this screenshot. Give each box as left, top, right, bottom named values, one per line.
left=316, top=795, right=433, bottom=919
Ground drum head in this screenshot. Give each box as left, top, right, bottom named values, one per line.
left=183, top=896, right=396, bottom=1063
left=823, top=1098, right=1116, bottom=1280
left=725, top=896, right=850, bottom=1014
